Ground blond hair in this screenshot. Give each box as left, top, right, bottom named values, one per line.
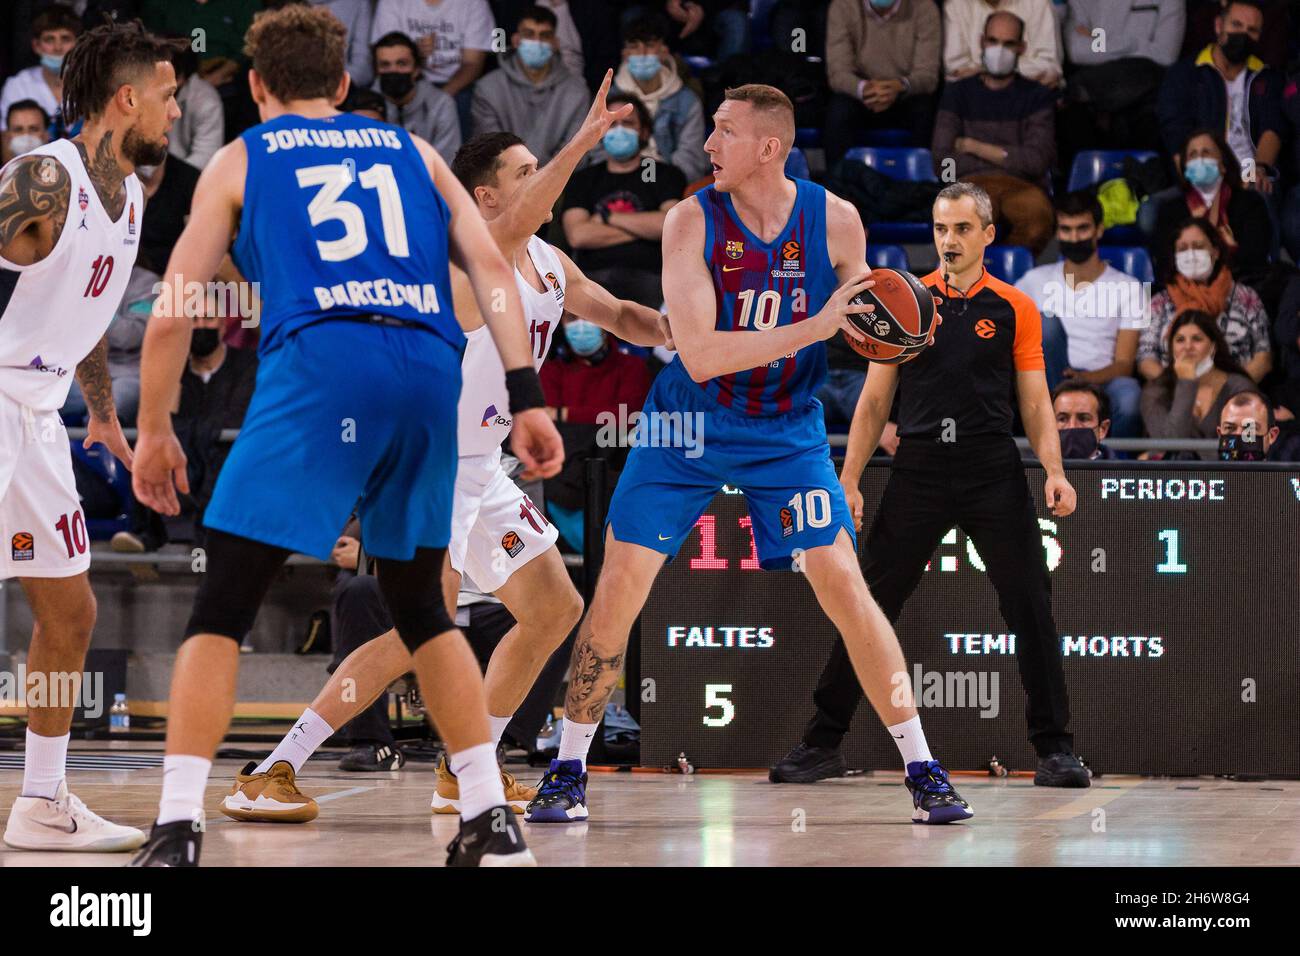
left=723, top=84, right=795, bottom=159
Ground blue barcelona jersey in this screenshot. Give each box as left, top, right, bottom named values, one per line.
left=232, top=112, right=462, bottom=356
left=695, top=177, right=839, bottom=416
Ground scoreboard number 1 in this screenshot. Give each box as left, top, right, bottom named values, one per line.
left=1156, top=529, right=1188, bottom=574
left=703, top=684, right=735, bottom=727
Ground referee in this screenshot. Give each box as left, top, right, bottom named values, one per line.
left=772, top=182, right=1089, bottom=788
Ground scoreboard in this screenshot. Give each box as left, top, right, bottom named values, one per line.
left=639, top=463, right=1300, bottom=776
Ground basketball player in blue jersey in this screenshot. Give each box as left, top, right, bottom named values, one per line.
left=127, top=6, right=560, bottom=867
left=526, top=84, right=973, bottom=827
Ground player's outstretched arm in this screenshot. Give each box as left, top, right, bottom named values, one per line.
left=551, top=246, right=666, bottom=347
left=663, top=200, right=875, bottom=382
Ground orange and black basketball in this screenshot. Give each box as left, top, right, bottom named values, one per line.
left=842, top=268, right=937, bottom=365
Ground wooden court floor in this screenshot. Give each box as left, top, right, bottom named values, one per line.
left=1, top=749, right=1297, bottom=867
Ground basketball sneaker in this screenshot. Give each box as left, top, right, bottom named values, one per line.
left=445, top=805, right=536, bottom=866
left=430, top=753, right=536, bottom=814
left=129, top=820, right=202, bottom=867
left=3, top=780, right=145, bottom=851
left=905, top=760, right=974, bottom=824
left=768, top=742, right=847, bottom=783
left=338, top=742, right=405, bottom=772
left=1033, top=752, right=1091, bottom=788
left=523, top=758, right=588, bottom=823
left=219, top=760, right=319, bottom=823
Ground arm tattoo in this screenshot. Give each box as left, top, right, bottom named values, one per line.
left=77, top=335, right=117, bottom=424
left=564, top=631, right=626, bottom=725
left=0, top=154, right=70, bottom=252
left=76, top=133, right=127, bottom=220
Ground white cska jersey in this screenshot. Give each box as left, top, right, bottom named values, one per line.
left=457, top=234, right=566, bottom=458
left=0, top=139, right=142, bottom=411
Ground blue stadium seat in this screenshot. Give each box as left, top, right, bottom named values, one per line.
left=845, top=147, right=936, bottom=243
left=682, top=55, right=714, bottom=75
left=983, top=245, right=1035, bottom=285
left=1097, top=245, right=1154, bottom=284
left=867, top=244, right=909, bottom=271
left=1066, top=150, right=1158, bottom=193
left=860, top=128, right=912, bottom=148
left=795, top=127, right=823, bottom=148
left=70, top=440, right=132, bottom=539
left=750, top=0, right=780, bottom=51
left=785, top=147, right=810, bottom=180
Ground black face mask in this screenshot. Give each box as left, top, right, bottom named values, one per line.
left=379, top=71, right=415, bottom=100
left=190, top=328, right=221, bottom=358
left=1220, top=32, right=1257, bottom=65
left=1218, top=433, right=1266, bottom=461
left=1059, top=237, right=1096, bottom=264
left=1059, top=427, right=1100, bottom=460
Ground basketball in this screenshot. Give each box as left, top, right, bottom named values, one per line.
left=842, top=268, right=937, bottom=365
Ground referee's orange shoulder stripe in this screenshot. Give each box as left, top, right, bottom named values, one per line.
left=982, top=273, right=1045, bottom=372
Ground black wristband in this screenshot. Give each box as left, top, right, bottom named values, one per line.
left=505, top=367, right=545, bottom=414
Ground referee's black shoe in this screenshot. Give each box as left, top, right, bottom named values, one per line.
left=769, top=743, right=847, bottom=783
left=1034, top=752, right=1091, bottom=788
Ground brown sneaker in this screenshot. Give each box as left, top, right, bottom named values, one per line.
left=430, top=755, right=537, bottom=815
left=219, top=761, right=319, bottom=823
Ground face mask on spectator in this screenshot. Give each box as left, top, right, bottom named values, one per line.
left=1058, top=427, right=1099, bottom=460
left=1219, top=432, right=1266, bottom=461
left=190, top=328, right=221, bottom=358
left=1184, top=157, right=1222, bottom=189
left=1220, top=32, right=1257, bottom=65
left=1194, top=350, right=1216, bottom=377
left=378, top=71, right=415, bottom=100
left=517, top=39, right=554, bottom=69
left=603, top=125, right=640, bottom=160
left=1058, top=237, right=1095, bottom=264
left=40, top=53, right=64, bottom=73
left=7, top=133, right=43, bottom=156
left=982, top=44, right=1017, bottom=77
left=869, top=0, right=896, bottom=9
left=1175, top=248, right=1213, bottom=281
left=627, top=54, right=662, bottom=83
left=564, top=319, right=605, bottom=356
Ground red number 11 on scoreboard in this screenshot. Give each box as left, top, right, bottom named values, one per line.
left=688, top=514, right=762, bottom=570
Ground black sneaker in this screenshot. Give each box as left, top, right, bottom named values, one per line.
left=445, top=806, right=537, bottom=867
left=768, top=742, right=847, bottom=783
left=128, top=820, right=202, bottom=867
left=1034, top=752, right=1091, bottom=788
left=337, top=743, right=405, bottom=772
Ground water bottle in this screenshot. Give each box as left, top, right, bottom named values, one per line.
left=109, top=693, right=129, bottom=733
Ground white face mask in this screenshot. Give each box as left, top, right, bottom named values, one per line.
left=8, top=133, right=43, bottom=156
left=982, top=44, right=1018, bottom=77
left=1195, top=352, right=1216, bottom=377
left=1175, top=248, right=1213, bottom=281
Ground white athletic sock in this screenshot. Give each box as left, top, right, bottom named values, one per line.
left=449, top=742, right=506, bottom=820
left=21, top=728, right=68, bottom=799
left=488, top=714, right=513, bottom=750
left=557, top=718, right=599, bottom=770
left=157, top=754, right=212, bottom=826
left=254, top=707, right=335, bottom=774
left=887, top=715, right=933, bottom=772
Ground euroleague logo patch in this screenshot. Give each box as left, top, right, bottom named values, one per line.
left=11, top=531, right=34, bottom=561
left=779, top=507, right=794, bottom=538
left=501, top=531, right=525, bottom=558
left=974, top=318, right=997, bottom=339
left=781, top=240, right=800, bottom=271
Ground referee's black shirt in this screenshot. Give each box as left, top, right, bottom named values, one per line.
left=894, top=269, right=1045, bottom=440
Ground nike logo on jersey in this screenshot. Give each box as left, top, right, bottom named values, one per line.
left=658, top=534, right=672, bottom=541
left=722, top=266, right=744, bottom=273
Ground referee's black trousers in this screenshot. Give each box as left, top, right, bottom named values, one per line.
left=803, top=435, right=1074, bottom=757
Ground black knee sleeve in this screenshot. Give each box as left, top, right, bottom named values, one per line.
left=185, top=529, right=292, bottom=643
left=374, top=547, right=456, bottom=653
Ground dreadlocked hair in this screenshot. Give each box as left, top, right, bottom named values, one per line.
left=61, top=19, right=189, bottom=123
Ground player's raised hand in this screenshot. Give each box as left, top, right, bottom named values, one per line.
left=813, top=271, right=876, bottom=342
left=578, top=70, right=634, bottom=149
left=132, top=430, right=190, bottom=517
left=511, top=408, right=565, bottom=480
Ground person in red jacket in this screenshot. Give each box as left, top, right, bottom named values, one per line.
left=540, top=313, right=652, bottom=424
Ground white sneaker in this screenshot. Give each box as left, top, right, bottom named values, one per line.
left=3, top=780, right=146, bottom=852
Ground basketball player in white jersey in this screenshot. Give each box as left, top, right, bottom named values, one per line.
left=0, top=21, right=182, bottom=851
left=218, top=73, right=669, bottom=822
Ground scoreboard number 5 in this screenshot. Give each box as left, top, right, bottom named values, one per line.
left=703, top=684, right=735, bottom=727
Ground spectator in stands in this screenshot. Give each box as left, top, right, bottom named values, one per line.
left=1052, top=381, right=1116, bottom=459
left=931, top=11, right=1056, bottom=255
left=312, top=0, right=375, bottom=88
left=611, top=14, right=708, bottom=182
left=372, top=31, right=461, bottom=162
left=0, top=5, right=79, bottom=134
left=942, top=0, right=1061, bottom=86
left=1216, top=388, right=1297, bottom=461
left=137, top=154, right=202, bottom=275
left=371, top=0, right=495, bottom=133
left=822, top=0, right=941, bottom=167
left=1140, top=310, right=1256, bottom=459
left=623, top=1, right=749, bottom=62
left=1139, top=218, right=1272, bottom=382
left=1058, top=0, right=1183, bottom=159
left=1181, top=0, right=1290, bottom=72
left=1015, top=191, right=1146, bottom=437
left=142, top=0, right=261, bottom=87
left=1, top=100, right=50, bottom=163
left=1156, top=1, right=1283, bottom=200
left=1144, top=129, right=1271, bottom=287
left=496, top=0, right=608, bottom=86
left=471, top=6, right=589, bottom=166
left=561, top=92, right=684, bottom=307
left=168, top=44, right=224, bottom=170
